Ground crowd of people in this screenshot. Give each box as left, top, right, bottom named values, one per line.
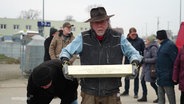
left=26, top=6, right=183, bottom=104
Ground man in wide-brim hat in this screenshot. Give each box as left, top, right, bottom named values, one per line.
left=59, top=6, right=142, bottom=104
left=84, top=7, right=115, bottom=37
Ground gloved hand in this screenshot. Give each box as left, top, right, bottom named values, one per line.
left=61, top=57, right=73, bottom=80
left=131, top=60, right=140, bottom=68
left=128, top=60, right=140, bottom=79
left=61, top=57, right=71, bottom=65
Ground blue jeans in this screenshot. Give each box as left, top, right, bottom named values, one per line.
left=124, top=73, right=139, bottom=95
left=71, top=99, right=78, bottom=104
left=158, top=86, right=176, bottom=104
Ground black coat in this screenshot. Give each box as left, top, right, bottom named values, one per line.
left=44, top=36, right=53, bottom=61
left=125, top=36, right=145, bottom=64
left=156, top=39, right=178, bottom=86
left=27, top=59, right=78, bottom=104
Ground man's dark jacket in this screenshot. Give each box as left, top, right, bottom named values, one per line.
left=156, top=39, right=178, bottom=86
left=79, top=29, right=124, bottom=96
left=27, top=59, right=78, bottom=104
left=125, top=35, right=145, bottom=64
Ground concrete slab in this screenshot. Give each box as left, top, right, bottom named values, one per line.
left=68, top=64, right=132, bottom=78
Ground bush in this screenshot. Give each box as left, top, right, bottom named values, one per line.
left=0, top=54, right=20, bottom=64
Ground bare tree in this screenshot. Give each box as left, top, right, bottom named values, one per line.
left=64, top=15, right=75, bottom=21
left=19, top=9, right=41, bottom=19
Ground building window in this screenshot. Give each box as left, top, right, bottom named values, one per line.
left=71, top=27, right=76, bottom=31
left=26, top=25, right=31, bottom=30
left=85, top=27, right=88, bottom=30
left=13, top=25, right=19, bottom=30
left=0, top=24, right=6, bottom=29
left=80, top=27, right=83, bottom=31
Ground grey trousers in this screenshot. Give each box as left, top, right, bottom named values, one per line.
left=158, top=86, right=176, bottom=104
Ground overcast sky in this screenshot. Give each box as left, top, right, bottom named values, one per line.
left=0, top=0, right=184, bottom=37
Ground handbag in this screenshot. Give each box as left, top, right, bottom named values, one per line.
left=149, top=45, right=158, bottom=79
left=150, top=64, right=156, bottom=79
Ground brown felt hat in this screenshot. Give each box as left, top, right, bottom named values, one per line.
left=85, top=7, right=114, bottom=22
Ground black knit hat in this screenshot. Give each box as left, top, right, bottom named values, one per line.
left=50, top=27, right=57, bottom=36
left=32, top=66, right=51, bottom=87
left=156, top=30, right=168, bottom=40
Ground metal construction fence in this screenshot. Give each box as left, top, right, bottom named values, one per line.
left=0, top=35, right=45, bottom=75
left=20, top=38, right=45, bottom=74
left=0, top=42, right=21, bottom=59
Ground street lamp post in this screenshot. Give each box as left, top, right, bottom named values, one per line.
left=167, top=21, right=170, bottom=30
left=145, top=23, right=148, bottom=36
left=179, top=0, right=182, bottom=25
left=37, top=0, right=45, bottom=36
left=157, top=17, right=159, bottom=31
left=42, top=0, right=45, bottom=36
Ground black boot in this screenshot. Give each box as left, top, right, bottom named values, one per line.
left=137, top=95, right=147, bottom=102
left=153, top=98, right=158, bottom=103
left=120, top=91, right=129, bottom=96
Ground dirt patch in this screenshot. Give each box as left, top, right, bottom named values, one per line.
left=0, top=64, right=22, bottom=81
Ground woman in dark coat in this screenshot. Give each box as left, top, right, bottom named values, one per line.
left=173, top=45, right=184, bottom=104
left=137, top=35, right=159, bottom=103
left=27, top=59, right=78, bottom=104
